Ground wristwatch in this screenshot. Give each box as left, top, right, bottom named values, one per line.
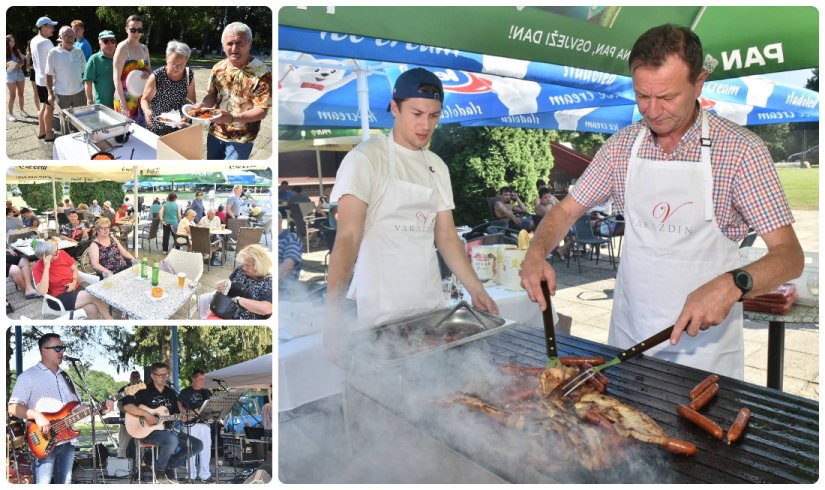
left=728, top=268, right=753, bottom=301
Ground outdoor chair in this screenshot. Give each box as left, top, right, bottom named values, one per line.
left=317, top=221, right=336, bottom=282
left=258, top=218, right=273, bottom=246
left=162, top=249, right=204, bottom=283
left=481, top=233, right=517, bottom=246
left=190, top=226, right=223, bottom=272
left=288, top=201, right=322, bottom=252
left=225, top=218, right=245, bottom=245
left=138, top=218, right=160, bottom=253
left=570, top=214, right=615, bottom=273
left=33, top=269, right=99, bottom=319
left=171, top=228, right=190, bottom=251
left=57, top=212, right=70, bottom=229
left=227, top=227, right=264, bottom=263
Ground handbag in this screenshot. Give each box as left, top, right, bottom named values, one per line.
left=209, top=291, right=238, bottom=319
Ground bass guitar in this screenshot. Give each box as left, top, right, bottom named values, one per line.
left=26, top=388, right=132, bottom=460
left=125, top=405, right=193, bottom=439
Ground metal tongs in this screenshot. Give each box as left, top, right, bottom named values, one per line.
left=553, top=324, right=676, bottom=398
left=541, top=281, right=561, bottom=368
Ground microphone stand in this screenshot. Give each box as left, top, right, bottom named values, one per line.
left=67, top=359, right=107, bottom=484
left=214, top=379, right=262, bottom=428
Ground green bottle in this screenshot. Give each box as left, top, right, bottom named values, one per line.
left=151, top=260, right=159, bottom=286
left=141, top=256, right=148, bottom=279
left=31, top=238, right=38, bottom=250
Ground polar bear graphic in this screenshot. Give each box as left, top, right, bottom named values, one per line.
left=554, top=107, right=599, bottom=130
left=480, top=55, right=541, bottom=116
left=279, top=55, right=357, bottom=125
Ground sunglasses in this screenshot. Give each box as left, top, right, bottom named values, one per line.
left=101, top=39, right=116, bottom=44
left=129, top=28, right=143, bottom=34
left=44, top=345, right=66, bottom=353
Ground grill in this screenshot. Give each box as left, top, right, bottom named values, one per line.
left=344, top=322, right=818, bottom=483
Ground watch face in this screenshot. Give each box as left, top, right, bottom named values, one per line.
left=736, top=270, right=753, bottom=291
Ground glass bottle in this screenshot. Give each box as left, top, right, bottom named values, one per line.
left=151, top=260, right=159, bottom=286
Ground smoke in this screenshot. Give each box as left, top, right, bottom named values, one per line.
left=280, top=310, right=676, bottom=483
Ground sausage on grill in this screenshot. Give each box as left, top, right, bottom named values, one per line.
left=689, top=383, right=719, bottom=411
left=676, top=404, right=724, bottom=440
left=689, top=374, right=720, bottom=400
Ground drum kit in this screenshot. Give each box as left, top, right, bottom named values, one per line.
left=7, top=417, right=33, bottom=484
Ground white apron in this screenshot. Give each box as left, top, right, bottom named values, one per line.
left=608, top=111, right=744, bottom=379
left=348, top=133, right=445, bottom=329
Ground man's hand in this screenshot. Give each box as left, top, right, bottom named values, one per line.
left=670, top=274, right=741, bottom=344
left=213, top=110, right=233, bottom=125
left=47, top=94, right=55, bottom=106
left=33, top=412, right=50, bottom=435
left=470, top=288, right=499, bottom=316
left=42, top=253, right=54, bottom=267
left=519, top=248, right=558, bottom=312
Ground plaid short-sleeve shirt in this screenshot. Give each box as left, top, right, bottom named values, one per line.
left=570, top=111, right=794, bottom=242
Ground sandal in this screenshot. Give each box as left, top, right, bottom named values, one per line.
left=44, top=136, right=56, bottom=142
left=37, top=134, right=46, bottom=139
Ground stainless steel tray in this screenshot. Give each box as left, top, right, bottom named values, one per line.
left=64, top=104, right=132, bottom=143
left=346, top=301, right=511, bottom=372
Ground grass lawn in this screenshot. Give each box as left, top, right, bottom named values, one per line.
left=776, top=167, right=819, bottom=211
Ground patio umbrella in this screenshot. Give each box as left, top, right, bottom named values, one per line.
left=279, top=6, right=818, bottom=81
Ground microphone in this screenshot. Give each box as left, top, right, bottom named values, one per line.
left=64, top=356, right=82, bottom=362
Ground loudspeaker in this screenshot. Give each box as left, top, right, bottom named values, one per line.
left=242, top=463, right=272, bottom=484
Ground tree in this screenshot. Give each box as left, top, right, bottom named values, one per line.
left=64, top=367, right=120, bottom=405
left=18, top=183, right=56, bottom=213
left=430, top=125, right=556, bottom=226
left=69, top=181, right=125, bottom=209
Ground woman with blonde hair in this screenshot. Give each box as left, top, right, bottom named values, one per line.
left=209, top=244, right=272, bottom=320
left=89, top=217, right=135, bottom=278
left=176, top=208, right=197, bottom=241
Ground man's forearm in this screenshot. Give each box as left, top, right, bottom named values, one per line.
left=84, top=82, right=94, bottom=103
left=326, top=234, right=360, bottom=307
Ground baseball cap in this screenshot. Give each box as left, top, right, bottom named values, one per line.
left=35, top=17, right=57, bottom=28
left=388, top=67, right=444, bottom=110
left=98, top=30, right=116, bottom=39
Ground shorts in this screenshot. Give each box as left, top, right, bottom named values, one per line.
left=6, top=69, right=25, bottom=84
left=6, top=253, right=23, bottom=277
left=36, top=85, right=50, bottom=105
left=55, top=91, right=85, bottom=111
left=46, top=289, right=80, bottom=311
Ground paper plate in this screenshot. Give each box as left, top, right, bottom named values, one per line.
left=181, top=103, right=221, bottom=123
left=156, top=110, right=189, bottom=128
left=125, top=70, right=148, bottom=96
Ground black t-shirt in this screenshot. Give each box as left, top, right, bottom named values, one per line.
left=122, top=383, right=180, bottom=428
left=178, top=387, right=212, bottom=413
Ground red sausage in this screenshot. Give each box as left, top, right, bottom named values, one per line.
left=726, top=407, right=751, bottom=444
left=594, top=371, right=609, bottom=386
left=581, top=363, right=607, bottom=393
left=689, top=374, right=720, bottom=400
left=676, top=405, right=724, bottom=440
left=689, top=383, right=719, bottom=411
left=584, top=410, right=615, bottom=432
left=664, top=438, right=697, bottom=456
left=559, top=356, right=605, bottom=366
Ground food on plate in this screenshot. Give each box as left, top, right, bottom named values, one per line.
left=689, top=374, right=720, bottom=400
left=185, top=106, right=220, bottom=119
left=559, top=356, right=606, bottom=366
left=676, top=404, right=723, bottom=440
left=726, top=407, right=751, bottom=444
left=151, top=287, right=163, bottom=298
left=665, top=438, right=697, bottom=456
left=688, top=383, right=719, bottom=411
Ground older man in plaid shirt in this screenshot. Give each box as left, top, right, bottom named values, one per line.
left=520, top=24, right=803, bottom=380
left=278, top=212, right=302, bottom=293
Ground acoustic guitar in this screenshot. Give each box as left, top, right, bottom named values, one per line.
left=125, top=405, right=193, bottom=439
left=25, top=385, right=138, bottom=460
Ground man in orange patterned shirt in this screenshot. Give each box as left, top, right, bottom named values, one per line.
left=196, top=22, right=272, bottom=160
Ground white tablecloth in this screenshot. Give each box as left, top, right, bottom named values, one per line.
left=279, top=301, right=344, bottom=412
left=53, top=123, right=158, bottom=160
left=462, top=284, right=554, bottom=329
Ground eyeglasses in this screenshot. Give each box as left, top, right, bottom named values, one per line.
left=101, top=39, right=116, bottom=44
left=166, top=62, right=186, bottom=70
left=129, top=28, right=143, bottom=34
left=44, top=345, right=66, bottom=353
left=98, top=226, right=110, bottom=231
left=152, top=372, right=169, bottom=378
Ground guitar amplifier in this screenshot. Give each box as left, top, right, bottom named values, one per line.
left=220, top=435, right=266, bottom=463
left=106, top=457, right=133, bottom=477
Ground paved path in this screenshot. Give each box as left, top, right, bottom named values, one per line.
left=4, top=63, right=271, bottom=160
left=293, top=209, right=819, bottom=400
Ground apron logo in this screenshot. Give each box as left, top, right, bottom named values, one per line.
left=394, top=210, right=436, bottom=233
left=652, top=201, right=694, bottom=224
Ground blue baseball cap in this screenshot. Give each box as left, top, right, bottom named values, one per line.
left=35, top=16, right=57, bottom=28
left=388, top=67, right=444, bottom=111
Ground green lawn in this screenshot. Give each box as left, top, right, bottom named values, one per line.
left=775, top=167, right=819, bottom=211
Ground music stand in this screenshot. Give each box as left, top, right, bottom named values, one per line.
left=200, top=389, right=245, bottom=484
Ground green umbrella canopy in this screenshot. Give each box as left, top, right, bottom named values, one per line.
left=279, top=6, right=818, bottom=80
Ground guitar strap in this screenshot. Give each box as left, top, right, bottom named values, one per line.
left=59, top=370, right=79, bottom=401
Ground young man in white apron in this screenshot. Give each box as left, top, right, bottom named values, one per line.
left=326, top=68, right=499, bottom=339
left=519, top=25, right=803, bottom=380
